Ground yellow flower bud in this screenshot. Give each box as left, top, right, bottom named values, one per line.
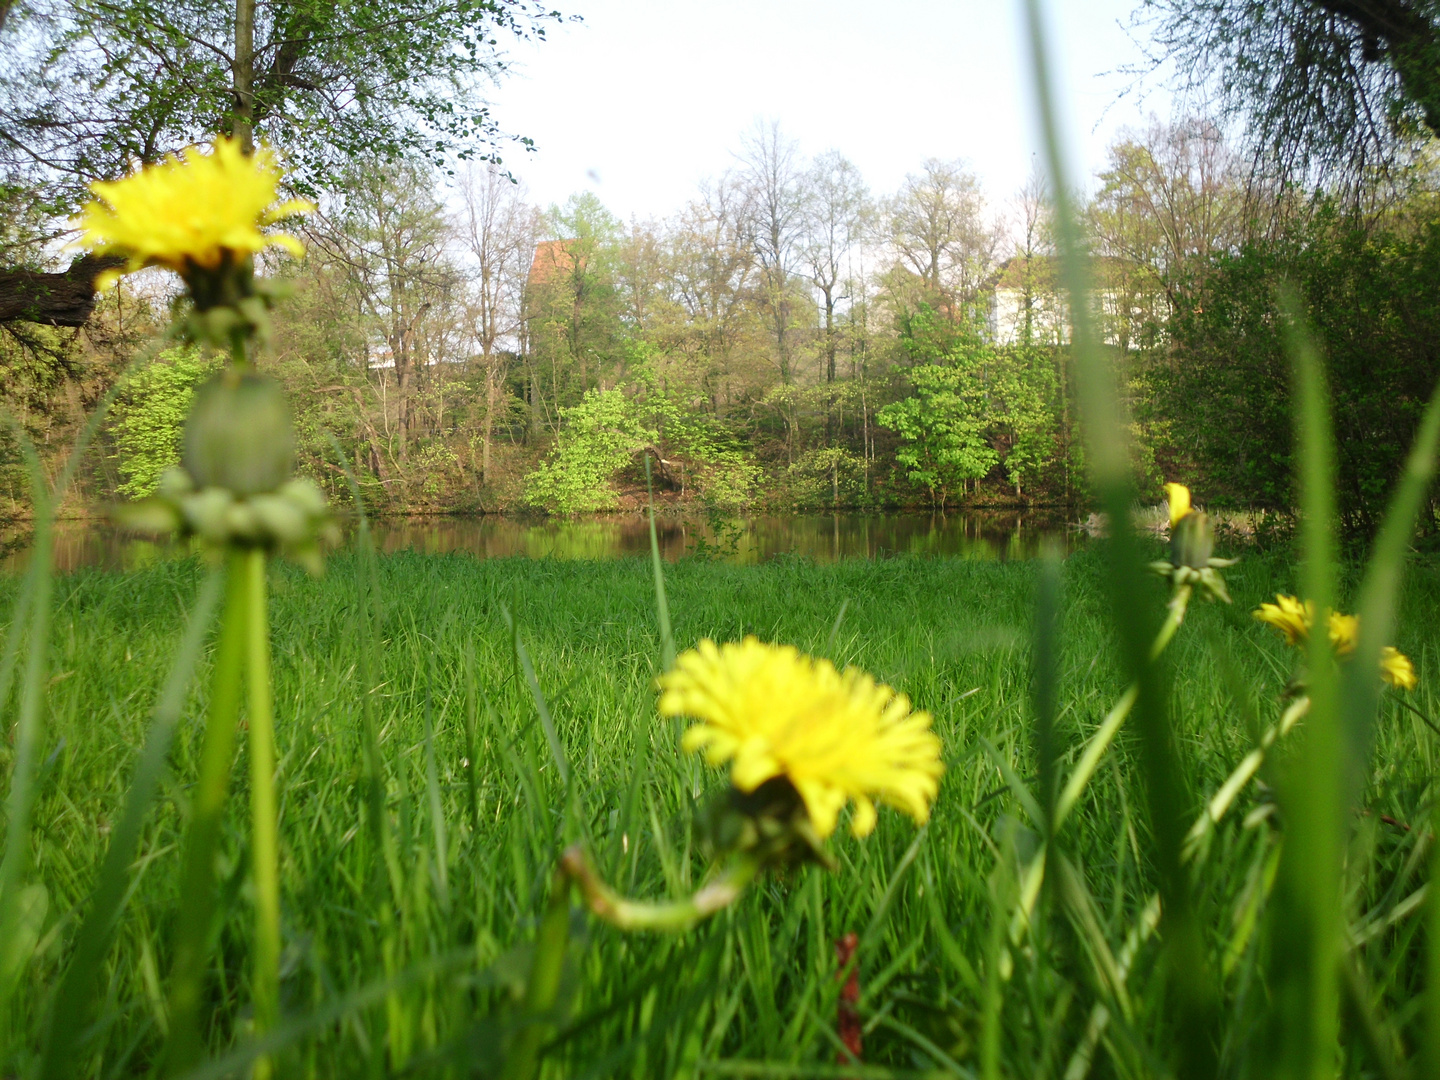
left=1165, top=483, right=1192, bottom=528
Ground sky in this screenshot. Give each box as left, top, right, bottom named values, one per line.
left=482, top=0, right=1177, bottom=222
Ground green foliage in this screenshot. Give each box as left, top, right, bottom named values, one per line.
left=109, top=346, right=220, bottom=498
left=0, top=0, right=566, bottom=205
left=991, top=343, right=1059, bottom=495
left=787, top=445, right=865, bottom=507
left=878, top=310, right=998, bottom=506
left=523, top=389, right=653, bottom=512
left=1158, top=205, right=1440, bottom=532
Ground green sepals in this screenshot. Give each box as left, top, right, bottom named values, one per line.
left=117, top=468, right=339, bottom=573
left=700, top=776, right=837, bottom=872
left=175, top=254, right=292, bottom=350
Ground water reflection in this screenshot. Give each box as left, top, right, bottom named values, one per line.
left=2, top=511, right=1077, bottom=573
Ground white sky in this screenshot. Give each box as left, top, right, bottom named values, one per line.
left=483, top=0, right=1175, bottom=222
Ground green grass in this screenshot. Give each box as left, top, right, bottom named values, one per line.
left=1, top=545, right=1436, bottom=1077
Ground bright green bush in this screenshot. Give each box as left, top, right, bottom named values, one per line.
left=523, top=389, right=654, bottom=513
left=109, top=346, right=221, bottom=498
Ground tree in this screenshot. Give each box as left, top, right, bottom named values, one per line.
left=0, top=0, right=564, bottom=323
left=459, top=164, right=535, bottom=485
left=524, top=193, right=623, bottom=428
left=311, top=160, right=461, bottom=463
left=738, top=121, right=806, bottom=388
left=666, top=177, right=759, bottom=416
left=1141, top=0, right=1440, bottom=183
left=1087, top=118, right=1251, bottom=353
left=522, top=388, right=654, bottom=513
left=877, top=308, right=998, bottom=507
left=800, top=150, right=870, bottom=442
left=885, top=158, right=1000, bottom=312
left=877, top=363, right=996, bottom=509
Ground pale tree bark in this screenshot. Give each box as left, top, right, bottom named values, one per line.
left=738, top=122, right=805, bottom=459
left=460, top=165, right=535, bottom=486
left=800, top=150, right=870, bottom=445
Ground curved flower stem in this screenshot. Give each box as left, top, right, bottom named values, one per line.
left=562, top=845, right=760, bottom=932
left=244, top=547, right=280, bottom=1076
left=500, top=845, right=759, bottom=1080
left=1052, top=583, right=1193, bottom=833
left=165, top=551, right=248, bottom=1076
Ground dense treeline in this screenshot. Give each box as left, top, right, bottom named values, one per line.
left=2, top=119, right=1439, bottom=522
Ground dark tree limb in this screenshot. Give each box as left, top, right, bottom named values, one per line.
left=1316, top=0, right=1440, bottom=137
left=0, top=255, right=127, bottom=327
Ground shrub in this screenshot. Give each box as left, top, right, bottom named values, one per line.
left=109, top=345, right=221, bottom=498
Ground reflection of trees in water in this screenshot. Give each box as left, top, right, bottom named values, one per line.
left=10, top=512, right=1077, bottom=572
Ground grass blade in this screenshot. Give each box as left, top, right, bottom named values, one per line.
left=1022, top=4, right=1218, bottom=1075
left=645, top=454, right=676, bottom=671
left=37, top=569, right=223, bottom=1080
left=1262, top=286, right=1342, bottom=1080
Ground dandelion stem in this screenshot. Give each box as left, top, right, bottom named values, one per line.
left=166, top=550, right=248, bottom=1075
left=561, top=845, right=758, bottom=932
left=244, top=547, right=280, bottom=1076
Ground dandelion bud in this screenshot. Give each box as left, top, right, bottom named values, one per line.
left=1170, top=509, right=1214, bottom=570
left=183, top=371, right=294, bottom=496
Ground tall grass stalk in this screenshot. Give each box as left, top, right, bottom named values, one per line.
left=1023, top=2, right=1218, bottom=1072
left=1262, top=293, right=1343, bottom=1079
left=243, top=548, right=280, bottom=1072
left=166, top=554, right=249, bottom=1074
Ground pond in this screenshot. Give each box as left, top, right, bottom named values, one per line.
left=1, top=510, right=1080, bottom=573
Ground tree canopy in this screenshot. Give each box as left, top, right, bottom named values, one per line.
left=1142, top=0, right=1440, bottom=181
left=1, top=0, right=566, bottom=205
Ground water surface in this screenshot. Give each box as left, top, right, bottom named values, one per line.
left=2, top=511, right=1077, bottom=573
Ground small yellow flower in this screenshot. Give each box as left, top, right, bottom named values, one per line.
left=1326, top=612, right=1358, bottom=657
left=1165, top=483, right=1192, bottom=528
left=1253, top=594, right=1416, bottom=689
left=1381, top=647, right=1417, bottom=690
left=658, top=637, right=944, bottom=839
left=76, top=137, right=312, bottom=285
left=1254, top=594, right=1314, bottom=646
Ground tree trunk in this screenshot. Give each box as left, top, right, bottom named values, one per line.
left=481, top=357, right=497, bottom=485
left=0, top=255, right=125, bottom=327
left=233, top=0, right=256, bottom=152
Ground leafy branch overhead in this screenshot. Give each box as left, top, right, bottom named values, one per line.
left=0, top=0, right=570, bottom=205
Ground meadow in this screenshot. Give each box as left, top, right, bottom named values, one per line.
left=4, top=542, right=1435, bottom=1077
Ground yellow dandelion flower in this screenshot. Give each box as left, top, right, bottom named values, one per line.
left=76, top=137, right=313, bottom=285
left=1381, top=647, right=1417, bottom=690
left=1164, top=482, right=1192, bottom=528
left=1326, top=612, right=1359, bottom=657
left=658, top=637, right=944, bottom=839
left=1254, top=594, right=1314, bottom=647
left=1253, top=595, right=1416, bottom=689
